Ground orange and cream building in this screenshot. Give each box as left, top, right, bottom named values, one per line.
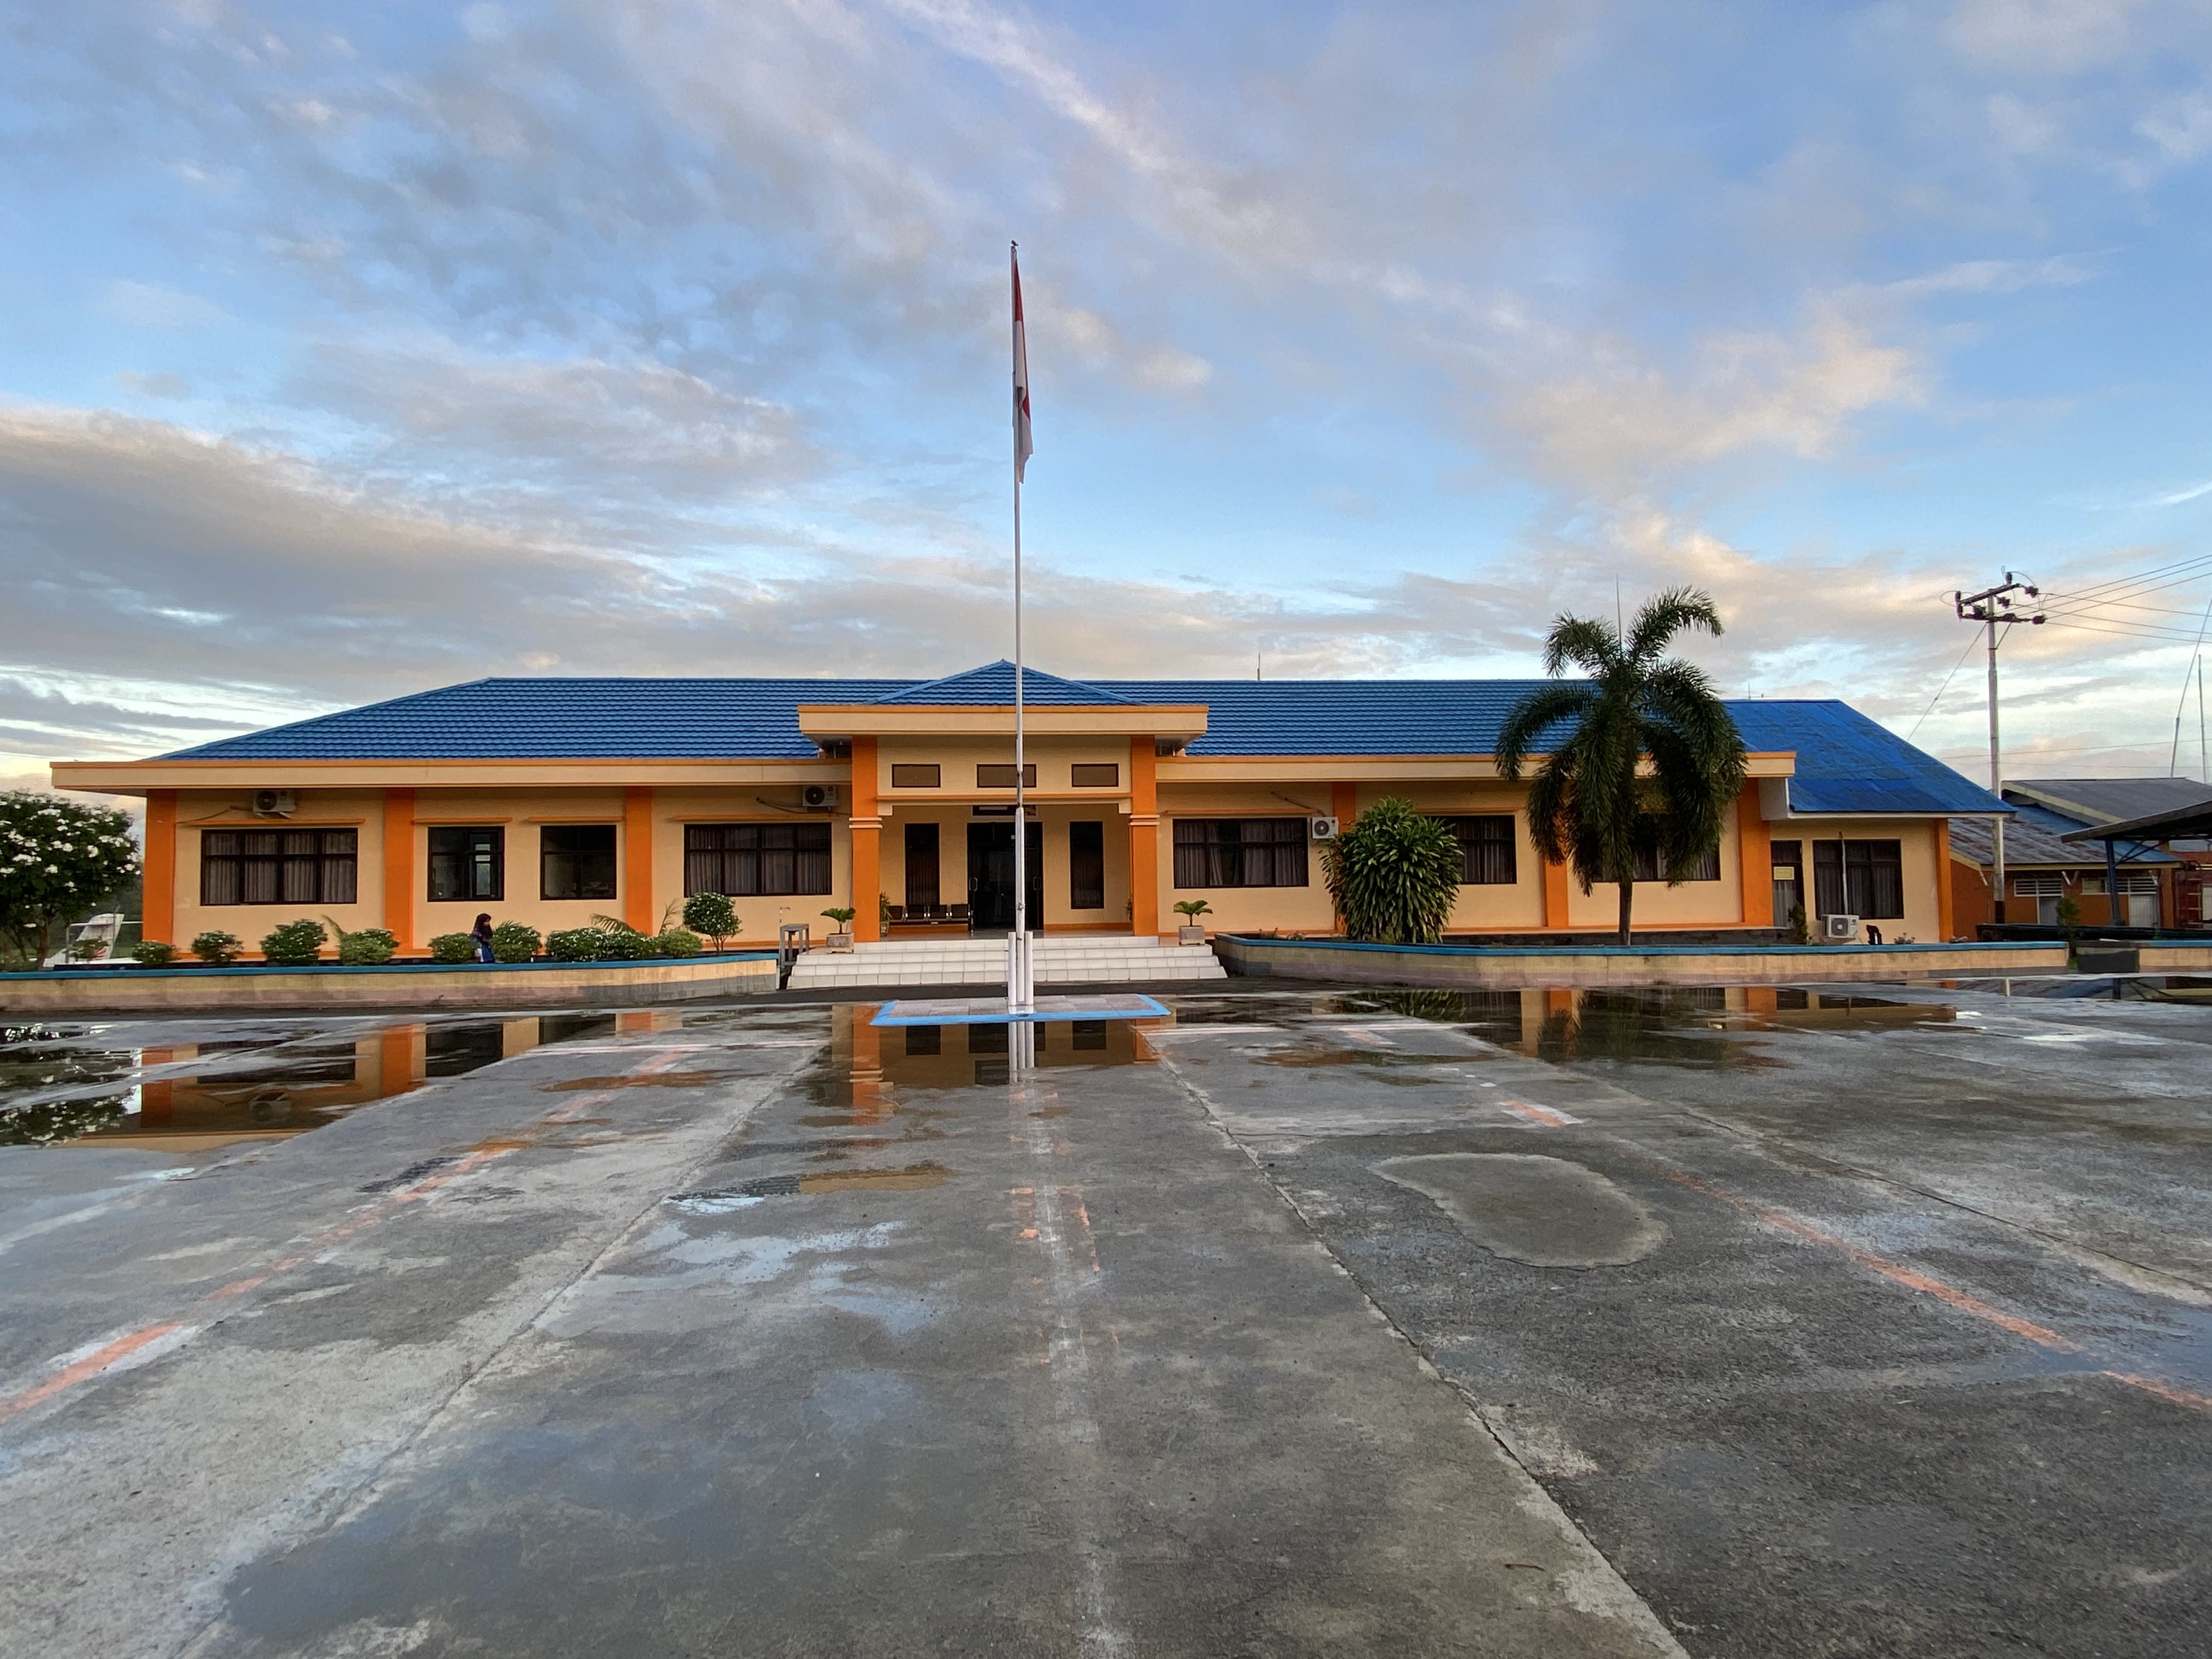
left=53, top=662, right=2005, bottom=955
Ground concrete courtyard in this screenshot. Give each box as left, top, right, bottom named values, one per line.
left=1, top=980, right=2206, bottom=1656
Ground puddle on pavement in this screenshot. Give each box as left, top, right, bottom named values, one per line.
left=0, top=1013, right=631, bottom=1151
left=824, top=1006, right=1159, bottom=1115
left=669, top=1161, right=956, bottom=1211
left=1341, top=986, right=1956, bottom=1069
left=540, top=1070, right=734, bottom=1092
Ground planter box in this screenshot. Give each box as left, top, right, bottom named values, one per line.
left=1177, top=925, right=1207, bottom=945
left=826, top=932, right=855, bottom=953
left=0, top=953, right=779, bottom=1015
left=1212, top=934, right=2069, bottom=989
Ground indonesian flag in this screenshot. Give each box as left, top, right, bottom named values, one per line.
left=1012, top=243, right=1033, bottom=482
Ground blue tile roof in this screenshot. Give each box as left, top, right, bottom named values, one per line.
left=874, top=661, right=1131, bottom=705
left=159, top=666, right=2008, bottom=817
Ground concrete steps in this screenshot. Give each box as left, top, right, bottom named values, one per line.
left=786, top=936, right=1227, bottom=989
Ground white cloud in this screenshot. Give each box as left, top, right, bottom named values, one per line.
left=97, top=281, right=231, bottom=332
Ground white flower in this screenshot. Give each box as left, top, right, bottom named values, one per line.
left=43, top=865, right=58, bottom=873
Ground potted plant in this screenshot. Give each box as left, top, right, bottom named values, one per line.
left=821, top=907, right=857, bottom=952
left=1172, top=899, right=1212, bottom=944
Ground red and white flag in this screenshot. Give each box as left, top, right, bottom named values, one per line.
left=1012, top=244, right=1033, bottom=482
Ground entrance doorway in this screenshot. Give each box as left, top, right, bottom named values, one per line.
left=968, top=820, right=1044, bottom=932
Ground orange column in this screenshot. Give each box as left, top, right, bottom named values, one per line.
left=1129, top=737, right=1159, bottom=939
left=1542, top=857, right=1572, bottom=929
left=1934, top=819, right=1955, bottom=942
left=142, top=789, right=178, bottom=946
left=382, top=788, right=415, bottom=952
left=1736, top=783, right=1771, bottom=928
left=850, top=737, right=881, bottom=942
left=624, top=786, right=656, bottom=934
left=1330, top=782, right=1357, bottom=829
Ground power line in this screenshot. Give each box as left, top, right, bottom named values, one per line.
left=1906, top=634, right=1982, bottom=741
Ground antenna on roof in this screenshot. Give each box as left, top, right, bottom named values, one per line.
left=1256, top=642, right=1262, bottom=682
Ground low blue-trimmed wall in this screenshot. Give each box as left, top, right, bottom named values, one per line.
left=0, top=953, right=780, bottom=1013
left=1213, top=934, right=2069, bottom=988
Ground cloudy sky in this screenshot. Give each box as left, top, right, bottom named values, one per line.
left=5, top=0, right=2212, bottom=793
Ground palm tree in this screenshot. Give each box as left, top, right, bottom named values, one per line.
left=1496, top=588, right=1748, bottom=947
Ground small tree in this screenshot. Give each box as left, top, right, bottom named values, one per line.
left=682, top=891, right=738, bottom=950
left=1497, top=588, right=1747, bottom=947
left=0, top=792, right=139, bottom=967
left=1322, top=797, right=1464, bottom=945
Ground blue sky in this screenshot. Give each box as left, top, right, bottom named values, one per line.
left=4, top=0, right=2212, bottom=787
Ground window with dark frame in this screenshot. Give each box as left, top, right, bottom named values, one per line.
left=541, top=824, right=618, bottom=901
left=1436, top=815, right=1516, bottom=884
left=890, top=763, right=941, bottom=788
left=1812, top=838, right=1903, bottom=919
left=427, top=827, right=504, bottom=902
left=975, top=763, right=1038, bottom=789
left=1070, top=763, right=1119, bottom=788
left=1069, top=820, right=1105, bottom=909
left=1630, top=844, right=1723, bottom=883
left=201, top=828, right=358, bottom=906
left=1171, top=818, right=1308, bottom=889
left=683, top=822, right=833, bottom=896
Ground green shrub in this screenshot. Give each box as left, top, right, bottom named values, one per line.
left=1786, top=902, right=1810, bottom=946
left=428, top=933, right=476, bottom=964
left=259, top=918, right=328, bottom=966
left=545, top=928, right=602, bottom=962
left=132, top=940, right=176, bottom=967
left=490, top=922, right=540, bottom=963
left=594, top=927, right=649, bottom=960
left=650, top=928, right=702, bottom=958
left=682, top=891, right=737, bottom=949
left=335, top=927, right=398, bottom=966
left=190, top=930, right=242, bottom=966
left=1321, top=797, right=1463, bottom=945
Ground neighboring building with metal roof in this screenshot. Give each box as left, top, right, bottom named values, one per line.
left=1944, top=778, right=2212, bottom=931
left=55, top=663, right=2006, bottom=955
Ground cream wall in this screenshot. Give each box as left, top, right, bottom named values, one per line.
left=876, top=735, right=1132, bottom=796
left=650, top=786, right=849, bottom=945
left=1157, top=782, right=1337, bottom=934
left=1564, top=800, right=1747, bottom=930
left=171, top=789, right=386, bottom=955
left=1769, top=817, right=1945, bottom=943
left=1344, top=783, right=1548, bottom=933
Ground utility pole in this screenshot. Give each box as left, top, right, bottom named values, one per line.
left=1954, top=573, right=2045, bottom=923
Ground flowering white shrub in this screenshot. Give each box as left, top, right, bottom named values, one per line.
left=0, top=792, right=140, bottom=967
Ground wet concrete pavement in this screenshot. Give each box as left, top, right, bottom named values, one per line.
left=1, top=984, right=2207, bottom=1656
left=0, top=1002, right=1676, bottom=1658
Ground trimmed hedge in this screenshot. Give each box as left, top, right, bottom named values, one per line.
left=260, top=919, right=328, bottom=966
left=490, top=922, right=540, bottom=963
left=335, top=927, right=398, bottom=966
left=190, top=930, right=242, bottom=966
left=132, top=940, right=177, bottom=966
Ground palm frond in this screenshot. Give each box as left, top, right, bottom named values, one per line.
left=1542, top=615, right=1620, bottom=679
left=1628, top=586, right=1723, bottom=663
left=1495, top=684, right=1593, bottom=780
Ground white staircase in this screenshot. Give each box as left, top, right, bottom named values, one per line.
left=786, top=935, right=1227, bottom=990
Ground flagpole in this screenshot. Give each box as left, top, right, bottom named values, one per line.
left=1009, top=241, right=1032, bottom=1014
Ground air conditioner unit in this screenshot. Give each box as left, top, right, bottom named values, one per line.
left=251, top=790, right=296, bottom=817
left=802, top=785, right=839, bottom=811
left=1824, top=913, right=1860, bottom=942
left=1311, top=816, right=1340, bottom=841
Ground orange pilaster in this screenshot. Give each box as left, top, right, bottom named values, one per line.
left=850, top=737, right=881, bottom=942
left=1542, top=857, right=1573, bottom=929
left=1330, top=782, right=1357, bottom=827
left=1130, top=737, right=1159, bottom=939
left=1934, top=819, right=1955, bottom=942
left=624, top=786, right=656, bottom=934
left=377, top=1026, right=424, bottom=1098
left=381, top=788, right=415, bottom=952
left=142, top=789, right=177, bottom=945
left=1736, top=783, right=1771, bottom=928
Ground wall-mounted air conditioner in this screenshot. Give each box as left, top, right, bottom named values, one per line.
left=251, top=790, right=296, bottom=817
left=802, top=785, right=839, bottom=811
left=1310, top=816, right=1340, bottom=841
left=1824, top=913, right=1860, bottom=942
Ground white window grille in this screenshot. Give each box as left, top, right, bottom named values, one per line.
left=2011, top=874, right=2065, bottom=898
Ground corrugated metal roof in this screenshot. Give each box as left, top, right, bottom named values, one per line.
left=1950, top=804, right=2173, bottom=868
left=157, top=665, right=2009, bottom=818
left=2002, top=777, right=2212, bottom=826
